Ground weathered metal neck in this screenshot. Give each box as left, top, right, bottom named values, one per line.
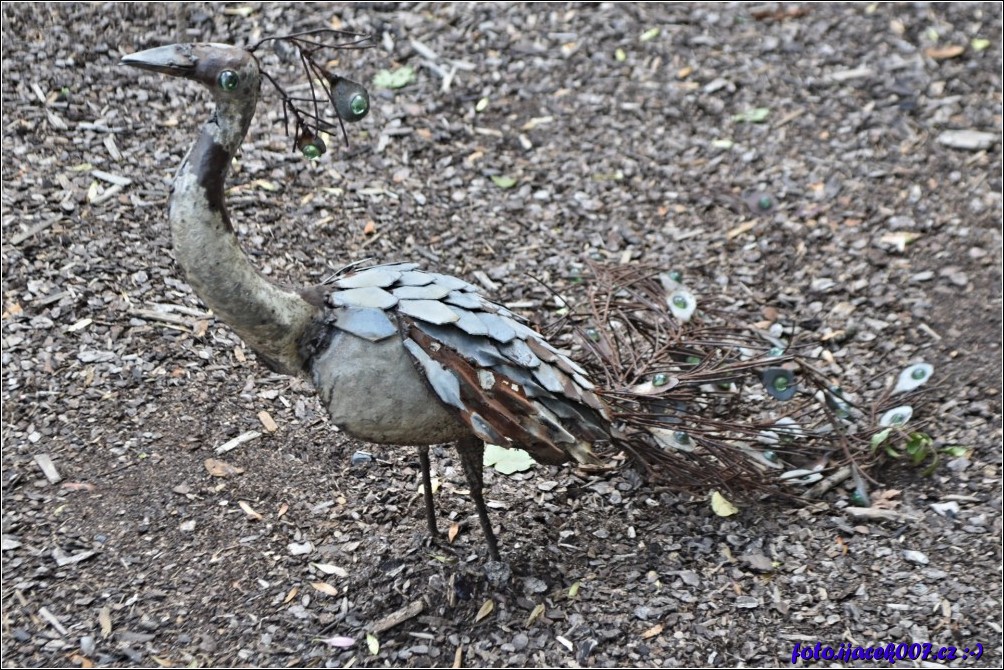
left=168, top=84, right=317, bottom=376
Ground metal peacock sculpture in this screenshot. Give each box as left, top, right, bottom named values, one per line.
left=121, top=33, right=933, bottom=562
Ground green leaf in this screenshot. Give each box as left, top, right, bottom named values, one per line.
left=640, top=27, right=660, bottom=42
left=711, top=138, right=734, bottom=149
left=475, top=97, right=489, bottom=113
left=971, top=38, right=991, bottom=52
left=941, top=445, right=969, bottom=458
left=614, top=48, right=627, bottom=62
left=483, top=443, right=535, bottom=474
left=568, top=581, right=581, bottom=598
left=490, top=175, right=517, bottom=189
left=373, top=66, right=416, bottom=90
left=870, top=428, right=892, bottom=450
left=733, top=107, right=770, bottom=123
left=366, top=633, right=379, bottom=655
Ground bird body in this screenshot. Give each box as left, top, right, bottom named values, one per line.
left=123, top=40, right=611, bottom=559
left=122, top=37, right=933, bottom=562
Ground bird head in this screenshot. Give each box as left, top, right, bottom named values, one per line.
left=121, top=43, right=261, bottom=101
left=121, top=31, right=372, bottom=159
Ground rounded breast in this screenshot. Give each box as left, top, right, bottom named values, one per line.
left=310, top=330, right=472, bottom=445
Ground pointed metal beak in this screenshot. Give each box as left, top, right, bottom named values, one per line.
left=121, top=44, right=196, bottom=77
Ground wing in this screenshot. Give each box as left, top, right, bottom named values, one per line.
left=321, top=262, right=611, bottom=466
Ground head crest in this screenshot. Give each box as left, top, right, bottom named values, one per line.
left=249, top=29, right=373, bottom=159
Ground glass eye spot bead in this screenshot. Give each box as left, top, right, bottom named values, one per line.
left=653, top=373, right=670, bottom=387
left=894, top=363, right=934, bottom=394
left=349, top=93, right=368, bottom=118
left=298, top=136, right=326, bottom=160
left=672, top=295, right=688, bottom=309
left=218, top=70, right=239, bottom=91
left=762, top=368, right=797, bottom=401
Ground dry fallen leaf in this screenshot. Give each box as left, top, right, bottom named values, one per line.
left=283, top=587, right=299, bottom=604
left=61, top=481, right=96, bottom=492
left=69, top=654, right=94, bottom=669
left=204, top=458, right=244, bottom=478
left=475, top=599, right=494, bottom=623
left=311, top=582, right=339, bottom=597
left=925, top=45, right=965, bottom=60
left=363, top=220, right=377, bottom=235
left=879, top=231, right=921, bottom=252
left=641, top=623, right=664, bottom=639
left=448, top=522, right=460, bottom=543
left=526, top=603, right=545, bottom=626
left=726, top=220, right=758, bottom=239
left=311, top=563, right=349, bottom=578
left=711, top=490, right=739, bottom=516
left=277, top=502, right=289, bottom=518
left=238, top=500, right=263, bottom=521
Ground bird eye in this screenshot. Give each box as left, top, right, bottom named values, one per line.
left=218, top=70, right=239, bottom=91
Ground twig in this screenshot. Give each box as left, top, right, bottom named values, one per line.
left=369, top=599, right=425, bottom=634
left=216, top=431, right=263, bottom=454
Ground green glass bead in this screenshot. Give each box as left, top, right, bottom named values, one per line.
left=768, top=346, right=784, bottom=357
left=653, top=373, right=669, bottom=387
left=218, top=70, right=239, bottom=91
left=668, top=270, right=683, bottom=283
left=673, top=431, right=690, bottom=445
left=763, top=450, right=778, bottom=463
left=757, top=195, right=773, bottom=210
left=301, top=144, right=319, bottom=160
left=349, top=93, right=368, bottom=117
left=911, top=367, right=927, bottom=380
left=585, top=327, right=600, bottom=342
left=773, top=376, right=789, bottom=392
left=672, top=295, right=688, bottom=309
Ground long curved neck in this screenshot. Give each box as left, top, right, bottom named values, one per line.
left=168, top=94, right=318, bottom=376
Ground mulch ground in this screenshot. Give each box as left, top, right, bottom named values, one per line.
left=2, top=3, right=1001, bottom=667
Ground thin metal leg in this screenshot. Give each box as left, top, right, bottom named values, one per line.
left=456, top=437, right=501, bottom=561
left=418, top=445, right=438, bottom=538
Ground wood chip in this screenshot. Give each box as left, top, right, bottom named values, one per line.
left=258, top=411, right=278, bottom=433
left=370, top=599, right=425, bottom=633
left=91, top=169, right=132, bottom=186
left=215, top=430, right=262, bottom=454
left=38, top=606, right=69, bottom=636
left=99, top=606, right=112, bottom=637
left=33, top=454, right=62, bottom=484
left=52, top=548, right=97, bottom=567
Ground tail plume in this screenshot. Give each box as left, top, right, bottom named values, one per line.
left=557, top=264, right=934, bottom=503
